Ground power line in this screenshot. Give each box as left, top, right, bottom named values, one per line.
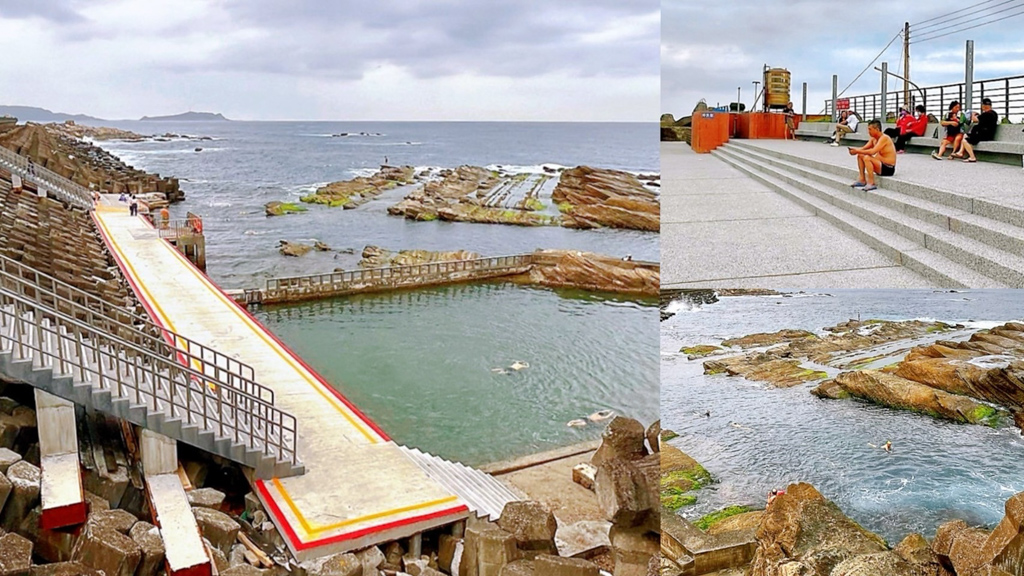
left=910, top=0, right=1014, bottom=27
left=912, top=8, right=1024, bottom=44
left=911, top=0, right=1024, bottom=38
left=837, top=31, right=903, bottom=97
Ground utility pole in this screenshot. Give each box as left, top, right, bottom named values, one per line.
left=903, top=22, right=911, bottom=110
left=737, top=87, right=741, bottom=111
left=752, top=81, right=760, bottom=111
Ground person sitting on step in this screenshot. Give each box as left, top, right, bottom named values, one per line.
left=827, top=110, right=859, bottom=146
left=932, top=100, right=965, bottom=160
left=848, top=119, right=896, bottom=192
left=953, top=97, right=998, bottom=163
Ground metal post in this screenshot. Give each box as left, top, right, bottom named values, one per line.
left=904, top=22, right=911, bottom=110
left=802, top=82, right=807, bottom=121
left=737, top=87, right=741, bottom=111
left=831, top=75, right=838, bottom=122
left=880, top=62, right=888, bottom=122
left=965, top=40, right=974, bottom=113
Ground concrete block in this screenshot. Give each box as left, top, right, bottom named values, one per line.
left=0, top=474, right=10, bottom=516
left=193, top=507, right=240, bottom=554
left=301, top=551, right=362, bottom=576
left=572, top=464, right=596, bottom=491
left=129, top=521, right=165, bottom=576
left=497, top=501, right=557, bottom=553
left=533, top=555, right=600, bottom=576
left=0, top=532, right=32, bottom=576
left=556, top=520, right=612, bottom=559
left=0, top=461, right=40, bottom=532
left=82, top=465, right=129, bottom=508
left=17, top=507, right=77, bottom=562
left=0, top=448, right=21, bottom=474
left=187, top=487, right=226, bottom=509
left=355, top=544, right=385, bottom=574
left=498, top=560, right=535, bottom=575
left=72, top=523, right=142, bottom=576
left=439, top=535, right=461, bottom=573
left=609, top=526, right=659, bottom=576
left=28, top=562, right=102, bottom=576
left=87, top=508, right=138, bottom=534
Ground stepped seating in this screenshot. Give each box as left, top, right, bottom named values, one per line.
left=796, top=122, right=1024, bottom=162
left=713, top=140, right=1024, bottom=288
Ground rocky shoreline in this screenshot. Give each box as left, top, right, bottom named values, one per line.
left=269, top=164, right=660, bottom=231
left=0, top=375, right=660, bottom=576
left=0, top=123, right=184, bottom=201
left=693, top=318, right=1024, bottom=430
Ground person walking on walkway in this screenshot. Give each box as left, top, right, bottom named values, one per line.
left=783, top=101, right=796, bottom=140
left=848, top=120, right=897, bottom=192
left=955, top=97, right=998, bottom=163
left=129, top=194, right=138, bottom=216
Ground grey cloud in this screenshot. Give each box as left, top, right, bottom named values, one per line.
left=0, top=0, right=86, bottom=23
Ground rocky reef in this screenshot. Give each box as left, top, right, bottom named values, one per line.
left=527, top=249, right=659, bottom=296
left=0, top=123, right=183, bottom=201
left=300, top=165, right=418, bottom=208
left=357, top=245, right=481, bottom=268
left=388, top=165, right=556, bottom=226
left=696, top=318, right=1024, bottom=429
left=660, top=436, right=711, bottom=511
left=553, top=166, right=660, bottom=232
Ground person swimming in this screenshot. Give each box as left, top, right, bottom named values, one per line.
left=883, top=440, right=892, bottom=453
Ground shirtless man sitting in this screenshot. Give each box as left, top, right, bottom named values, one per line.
left=847, top=119, right=896, bottom=192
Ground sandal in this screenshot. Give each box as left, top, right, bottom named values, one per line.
left=863, top=185, right=877, bottom=191
left=931, top=152, right=942, bottom=160
left=963, top=158, right=977, bottom=163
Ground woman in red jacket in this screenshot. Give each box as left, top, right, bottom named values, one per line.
left=893, top=105, right=928, bottom=153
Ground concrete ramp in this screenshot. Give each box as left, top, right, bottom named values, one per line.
left=35, top=389, right=87, bottom=529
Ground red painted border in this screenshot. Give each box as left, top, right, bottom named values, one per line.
left=133, top=216, right=391, bottom=442
left=255, top=479, right=468, bottom=551
left=40, top=502, right=88, bottom=529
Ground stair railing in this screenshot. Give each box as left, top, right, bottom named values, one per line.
left=0, top=145, right=95, bottom=210
left=0, top=254, right=272, bottom=403
left=0, top=286, right=298, bottom=468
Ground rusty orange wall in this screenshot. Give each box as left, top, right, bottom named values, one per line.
left=691, top=112, right=730, bottom=153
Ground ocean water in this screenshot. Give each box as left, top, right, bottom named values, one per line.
left=661, top=290, right=1024, bottom=544
left=91, top=121, right=659, bottom=464
left=96, top=121, right=659, bottom=289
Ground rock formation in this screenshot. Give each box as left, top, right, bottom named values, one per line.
left=388, top=165, right=556, bottom=226
left=264, top=201, right=307, bottom=216
left=552, top=166, right=660, bottom=232
left=358, top=245, right=481, bottom=268
left=0, top=123, right=183, bottom=201
left=660, top=441, right=711, bottom=511
left=278, top=240, right=314, bottom=257
left=301, top=165, right=417, bottom=208
left=526, top=250, right=658, bottom=296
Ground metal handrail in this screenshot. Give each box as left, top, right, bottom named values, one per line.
left=0, top=145, right=95, bottom=210
left=825, top=73, right=1024, bottom=122
left=0, top=287, right=298, bottom=466
left=153, top=218, right=200, bottom=240
left=266, top=254, right=535, bottom=292
left=0, top=254, right=269, bottom=403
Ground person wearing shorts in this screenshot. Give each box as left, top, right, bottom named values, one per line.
left=932, top=100, right=964, bottom=160
left=783, top=101, right=796, bottom=140
left=955, top=97, right=998, bottom=162
left=848, top=119, right=897, bottom=191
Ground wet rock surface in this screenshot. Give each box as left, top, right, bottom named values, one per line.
left=302, top=165, right=417, bottom=208
left=527, top=250, right=658, bottom=296
left=552, top=166, right=659, bottom=232
left=358, top=245, right=481, bottom=268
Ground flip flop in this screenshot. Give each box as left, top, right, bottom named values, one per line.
left=931, top=152, right=942, bottom=160
left=851, top=181, right=866, bottom=188
left=863, top=185, right=877, bottom=192
left=963, top=158, right=977, bottom=163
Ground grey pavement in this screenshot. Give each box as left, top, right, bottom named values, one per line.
left=661, top=141, right=937, bottom=289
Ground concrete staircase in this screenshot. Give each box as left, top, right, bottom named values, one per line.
left=398, top=446, right=523, bottom=521
left=0, top=292, right=304, bottom=479
left=714, top=140, right=1024, bottom=288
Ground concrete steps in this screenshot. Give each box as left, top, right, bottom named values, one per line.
left=398, top=446, right=523, bottom=521
left=714, top=140, right=1024, bottom=288
left=0, top=303, right=303, bottom=479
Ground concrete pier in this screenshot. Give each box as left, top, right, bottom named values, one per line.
left=92, top=202, right=469, bottom=560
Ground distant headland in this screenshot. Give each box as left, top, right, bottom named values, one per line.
left=139, top=111, right=230, bottom=122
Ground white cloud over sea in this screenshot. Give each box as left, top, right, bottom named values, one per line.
left=662, top=0, right=1024, bottom=118
left=0, top=0, right=658, bottom=121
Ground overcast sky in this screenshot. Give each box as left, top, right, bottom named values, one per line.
left=663, top=0, right=1024, bottom=118
left=0, top=0, right=658, bottom=121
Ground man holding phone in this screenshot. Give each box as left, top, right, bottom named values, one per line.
left=848, top=119, right=897, bottom=192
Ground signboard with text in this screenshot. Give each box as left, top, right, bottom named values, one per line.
left=836, top=98, right=850, bottom=110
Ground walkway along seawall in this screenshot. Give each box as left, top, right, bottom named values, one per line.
left=232, top=250, right=660, bottom=307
